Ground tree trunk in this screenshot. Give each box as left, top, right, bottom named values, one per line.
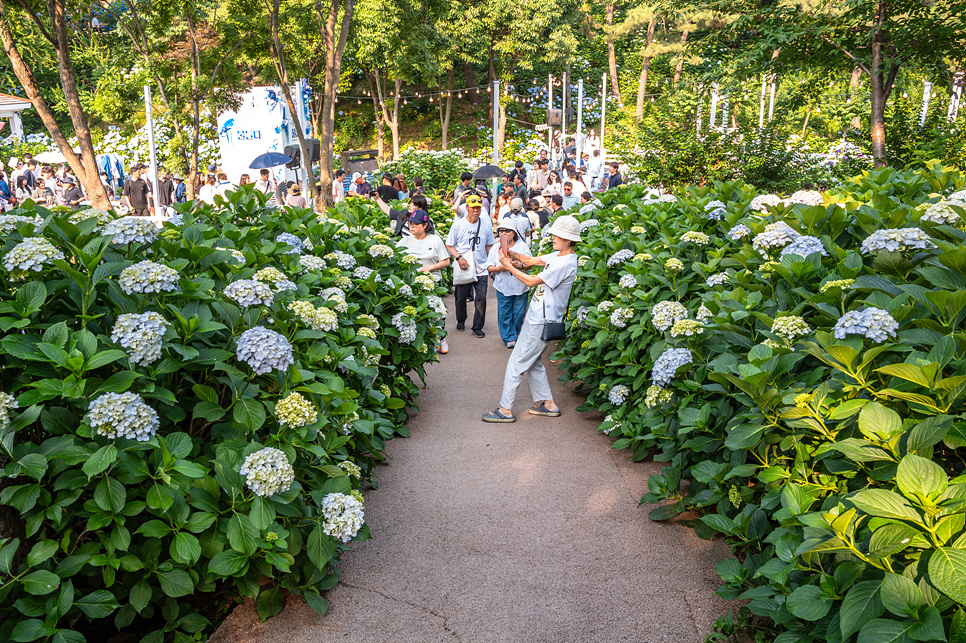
left=869, top=0, right=888, bottom=167
left=636, top=18, right=656, bottom=120
left=373, top=69, right=401, bottom=160
left=186, top=10, right=202, bottom=199
left=673, top=29, right=688, bottom=84
left=439, top=65, right=454, bottom=149
left=365, top=71, right=385, bottom=160
left=0, top=8, right=109, bottom=209
left=848, top=66, right=863, bottom=130
left=606, top=3, right=622, bottom=107
left=464, top=61, right=476, bottom=105
left=316, top=0, right=354, bottom=208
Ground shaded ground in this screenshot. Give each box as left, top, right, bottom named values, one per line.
left=211, top=289, right=732, bottom=643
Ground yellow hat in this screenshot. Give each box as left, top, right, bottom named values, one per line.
left=465, top=194, right=483, bottom=208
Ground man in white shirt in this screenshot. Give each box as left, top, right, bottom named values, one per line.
left=445, top=195, right=494, bottom=338
left=587, top=150, right=604, bottom=191
left=254, top=169, right=274, bottom=195
left=332, top=169, right=346, bottom=203
left=215, top=173, right=234, bottom=197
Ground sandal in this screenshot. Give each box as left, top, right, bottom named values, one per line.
left=482, top=408, right=516, bottom=423
left=528, top=403, right=561, bottom=417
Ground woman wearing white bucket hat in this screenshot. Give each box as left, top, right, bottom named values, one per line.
left=482, top=214, right=581, bottom=423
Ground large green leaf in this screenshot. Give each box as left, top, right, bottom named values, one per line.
left=73, top=590, right=120, bottom=618
left=208, top=549, right=249, bottom=577
left=232, top=399, right=266, bottom=432
left=857, top=618, right=914, bottom=643
left=786, top=584, right=832, bottom=621
left=307, top=525, right=335, bottom=570
left=20, top=570, right=61, bottom=595
left=156, top=568, right=193, bottom=597
left=858, top=402, right=902, bottom=441
left=82, top=445, right=117, bottom=478
left=841, top=581, right=885, bottom=639
left=850, top=490, right=922, bottom=523
left=896, top=454, right=948, bottom=503
left=927, top=547, right=966, bottom=604
left=227, top=512, right=258, bottom=555
left=879, top=573, right=924, bottom=617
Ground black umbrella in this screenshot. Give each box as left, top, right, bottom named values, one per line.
left=472, top=164, right=503, bottom=180
left=249, top=152, right=292, bottom=169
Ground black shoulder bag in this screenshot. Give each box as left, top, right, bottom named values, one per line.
left=540, top=268, right=573, bottom=342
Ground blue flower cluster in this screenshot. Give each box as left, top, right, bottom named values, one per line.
left=780, top=235, right=827, bottom=259
left=236, top=326, right=294, bottom=374
left=652, top=348, right=693, bottom=387
left=833, top=308, right=899, bottom=343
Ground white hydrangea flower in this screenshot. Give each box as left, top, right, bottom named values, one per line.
left=833, top=308, right=899, bottom=343
left=597, top=300, right=614, bottom=313
left=658, top=194, right=677, bottom=203
left=354, top=266, right=375, bottom=280
left=705, top=200, right=726, bottom=220
left=651, top=301, right=688, bottom=331
left=321, top=287, right=348, bottom=313
left=391, top=312, right=417, bottom=344
left=321, top=492, right=365, bottom=543
left=644, top=385, right=673, bottom=408
left=577, top=255, right=589, bottom=266
left=634, top=252, right=652, bottom=262
left=0, top=214, right=43, bottom=234
left=69, top=208, right=114, bottom=230
left=101, top=217, right=158, bottom=245
left=750, top=194, right=782, bottom=213
left=357, top=314, right=379, bottom=329
left=427, top=295, right=447, bottom=316
left=3, top=237, right=65, bottom=272
left=87, top=392, right=159, bottom=441
left=681, top=231, right=710, bottom=245
left=254, top=267, right=297, bottom=292
left=0, top=391, right=19, bottom=430
left=665, top=258, right=683, bottom=271
left=275, top=232, right=305, bottom=254
left=608, top=249, right=635, bottom=267
left=111, top=312, right=167, bottom=366
left=610, top=307, right=634, bottom=328
left=860, top=228, right=936, bottom=255
left=119, top=260, right=179, bottom=295
left=781, top=235, right=827, bottom=259
left=275, top=392, right=318, bottom=427
left=236, top=326, right=294, bottom=374
left=579, top=219, right=599, bottom=233
left=229, top=249, right=246, bottom=264
left=339, top=461, right=362, bottom=479
left=630, top=225, right=647, bottom=234
left=397, top=284, right=414, bottom=297
left=948, top=189, right=966, bottom=202
left=574, top=306, right=590, bottom=327
left=415, top=274, right=435, bottom=291
left=728, top=224, right=752, bottom=240
left=785, top=190, right=824, bottom=206
left=368, top=244, right=394, bottom=259
left=921, top=202, right=961, bottom=225
left=240, top=447, right=295, bottom=497
left=652, top=348, right=693, bottom=387
left=299, top=255, right=326, bottom=271
left=602, top=413, right=621, bottom=435
left=607, top=385, right=629, bottom=406
left=772, top=316, right=810, bottom=341
left=619, top=274, right=637, bottom=289
left=288, top=300, right=338, bottom=332
left=752, top=221, right=800, bottom=257
left=325, top=251, right=356, bottom=269
left=706, top=273, right=730, bottom=287
left=401, top=254, right=420, bottom=265
left=224, top=279, right=274, bottom=308
left=696, top=304, right=713, bottom=321
left=670, top=319, right=704, bottom=337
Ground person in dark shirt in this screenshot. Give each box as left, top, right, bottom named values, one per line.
left=376, top=172, right=398, bottom=202
left=63, top=177, right=85, bottom=210
left=528, top=198, right=550, bottom=229
left=22, top=161, right=37, bottom=190
left=508, top=160, right=526, bottom=184
left=410, top=176, right=425, bottom=197
left=122, top=166, right=150, bottom=216
left=607, top=162, right=623, bottom=189
left=173, top=176, right=187, bottom=203
left=158, top=171, right=175, bottom=208
left=512, top=173, right=529, bottom=202
left=350, top=172, right=372, bottom=196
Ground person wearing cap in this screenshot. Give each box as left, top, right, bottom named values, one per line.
left=350, top=172, right=372, bottom=196
left=399, top=208, right=451, bottom=354
left=454, top=187, right=489, bottom=220
left=173, top=175, right=187, bottom=203
left=285, top=183, right=307, bottom=208
left=502, top=197, right=533, bottom=244
left=485, top=223, right=532, bottom=349
left=446, top=193, right=494, bottom=338
left=482, top=214, right=580, bottom=423
left=63, top=177, right=85, bottom=210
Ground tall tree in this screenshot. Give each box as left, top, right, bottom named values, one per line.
left=605, top=2, right=623, bottom=107
left=314, top=0, right=354, bottom=207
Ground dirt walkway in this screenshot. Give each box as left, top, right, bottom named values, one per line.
left=211, top=289, right=732, bottom=643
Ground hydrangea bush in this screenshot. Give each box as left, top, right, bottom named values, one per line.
left=555, top=164, right=966, bottom=643
left=0, top=191, right=448, bottom=641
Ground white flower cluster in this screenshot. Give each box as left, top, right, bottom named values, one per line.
left=750, top=194, right=782, bottom=213
left=87, top=392, right=159, bottom=441
left=610, top=308, right=634, bottom=328
left=3, top=237, right=65, bottom=272
left=414, top=274, right=435, bottom=291
left=101, top=217, right=158, bottom=245
left=771, top=316, right=810, bottom=341
left=619, top=274, right=637, bottom=289
left=0, top=391, right=19, bottom=430
left=119, top=260, right=179, bottom=295
left=644, top=385, right=673, bottom=408
left=321, top=287, right=348, bottom=313
left=820, top=279, right=854, bottom=293
left=658, top=194, right=677, bottom=203
left=696, top=304, right=713, bottom=321
left=728, top=224, right=752, bottom=240
left=706, top=273, right=730, bottom=287
left=652, top=348, right=693, bottom=387
left=400, top=254, right=419, bottom=265
left=949, top=189, right=966, bottom=201
left=275, top=392, right=318, bottom=427
left=785, top=190, right=824, bottom=207
left=70, top=208, right=114, bottom=230
left=229, top=249, right=246, bottom=264
left=299, top=255, right=326, bottom=271
left=860, top=228, right=936, bottom=255
left=321, top=492, right=365, bottom=543
left=921, top=201, right=961, bottom=225
left=597, top=301, right=614, bottom=313
left=427, top=295, right=447, bottom=316
left=665, top=258, right=684, bottom=271
left=289, top=301, right=338, bottom=332
left=833, top=308, right=898, bottom=343
left=752, top=222, right=800, bottom=256
left=574, top=306, right=590, bottom=326
left=705, top=200, right=726, bottom=220
left=111, top=312, right=168, bottom=366
left=368, top=244, right=394, bottom=259
left=334, top=276, right=352, bottom=289
left=635, top=252, right=652, bottom=262
left=339, top=460, right=362, bottom=479
left=579, top=219, right=600, bottom=233
left=0, top=214, right=43, bottom=234
left=354, top=266, right=375, bottom=281
left=607, top=249, right=635, bottom=267
left=224, top=280, right=274, bottom=308
left=651, top=301, right=688, bottom=331
left=254, top=267, right=296, bottom=292
left=325, top=251, right=356, bottom=269
left=391, top=312, right=417, bottom=344
left=240, top=447, right=295, bottom=497
left=671, top=319, right=704, bottom=337
left=237, top=326, right=294, bottom=374
left=781, top=235, right=827, bottom=259
left=607, top=385, right=629, bottom=406
left=577, top=255, right=589, bottom=267
left=276, top=232, right=306, bottom=254
left=358, top=314, right=379, bottom=329
left=681, top=231, right=710, bottom=245
left=397, top=284, right=414, bottom=297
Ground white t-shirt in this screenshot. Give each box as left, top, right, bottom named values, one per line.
left=332, top=179, right=345, bottom=202
left=255, top=179, right=273, bottom=194
left=485, top=238, right=532, bottom=296
left=199, top=184, right=217, bottom=205
left=527, top=252, right=577, bottom=324
left=216, top=181, right=234, bottom=197
left=446, top=215, right=494, bottom=277
left=398, top=233, right=448, bottom=270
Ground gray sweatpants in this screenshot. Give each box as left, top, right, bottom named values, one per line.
left=499, top=320, right=553, bottom=410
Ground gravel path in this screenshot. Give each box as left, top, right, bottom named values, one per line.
left=211, top=289, right=732, bottom=643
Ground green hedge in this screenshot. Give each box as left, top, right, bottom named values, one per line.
left=0, top=191, right=446, bottom=642
left=555, top=163, right=966, bottom=642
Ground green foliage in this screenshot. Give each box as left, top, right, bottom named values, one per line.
left=555, top=162, right=966, bottom=642
left=380, top=148, right=473, bottom=198
left=0, top=191, right=445, bottom=641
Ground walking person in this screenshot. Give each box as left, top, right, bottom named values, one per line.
left=255, top=169, right=275, bottom=196
left=332, top=169, right=346, bottom=203
left=122, top=165, right=151, bottom=215
left=486, top=224, right=532, bottom=349
left=173, top=176, right=187, bottom=203
left=482, top=215, right=581, bottom=423
left=399, top=208, right=451, bottom=354
left=446, top=195, right=494, bottom=338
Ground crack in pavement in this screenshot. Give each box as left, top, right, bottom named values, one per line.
left=681, top=589, right=702, bottom=640
left=340, top=582, right=462, bottom=641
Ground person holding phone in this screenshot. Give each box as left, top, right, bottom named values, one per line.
left=486, top=224, right=532, bottom=349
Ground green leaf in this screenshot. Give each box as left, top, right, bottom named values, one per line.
left=307, top=525, right=335, bottom=569
left=950, top=608, right=966, bottom=643
left=850, top=490, right=922, bottom=522
left=927, top=547, right=966, bottom=604
left=256, top=586, right=284, bottom=622
left=857, top=618, right=915, bottom=643
left=232, top=399, right=266, bottom=432
left=84, top=349, right=128, bottom=371
left=10, top=619, right=54, bottom=642
left=227, top=513, right=258, bottom=555
left=828, top=438, right=893, bottom=463
left=303, top=591, right=329, bottom=616
left=249, top=496, right=275, bottom=530
left=880, top=573, right=924, bottom=617
left=26, top=540, right=59, bottom=567
left=841, top=581, right=885, bottom=639
left=192, top=401, right=226, bottom=422
left=876, top=363, right=932, bottom=388
left=10, top=453, right=48, bottom=480
left=20, top=570, right=61, bottom=595
left=0, top=538, right=18, bottom=574
left=896, top=454, right=948, bottom=503
left=136, top=520, right=172, bottom=538
left=172, top=532, right=202, bottom=565
left=73, top=590, right=120, bottom=618
left=909, top=606, right=945, bottom=641
left=93, top=476, right=126, bottom=513
left=156, top=568, right=193, bottom=597
left=208, top=549, right=248, bottom=576
left=858, top=402, right=903, bottom=440
left=82, top=445, right=117, bottom=478
left=93, top=371, right=141, bottom=395
left=265, top=551, right=292, bottom=573
left=129, top=579, right=152, bottom=613
left=786, top=584, right=832, bottom=621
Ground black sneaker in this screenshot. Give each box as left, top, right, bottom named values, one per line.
left=456, top=323, right=466, bottom=331
left=472, top=329, right=485, bottom=338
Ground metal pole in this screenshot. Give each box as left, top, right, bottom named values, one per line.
left=708, top=83, right=719, bottom=131
left=759, top=75, right=767, bottom=128
left=577, top=78, right=583, bottom=158
left=561, top=73, right=567, bottom=138
left=720, top=95, right=729, bottom=129
left=548, top=74, right=553, bottom=152
left=600, top=72, right=607, bottom=185
left=919, top=81, right=932, bottom=127
left=492, top=80, right=500, bottom=198
left=144, top=85, right=162, bottom=222
left=768, top=75, right=777, bottom=122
